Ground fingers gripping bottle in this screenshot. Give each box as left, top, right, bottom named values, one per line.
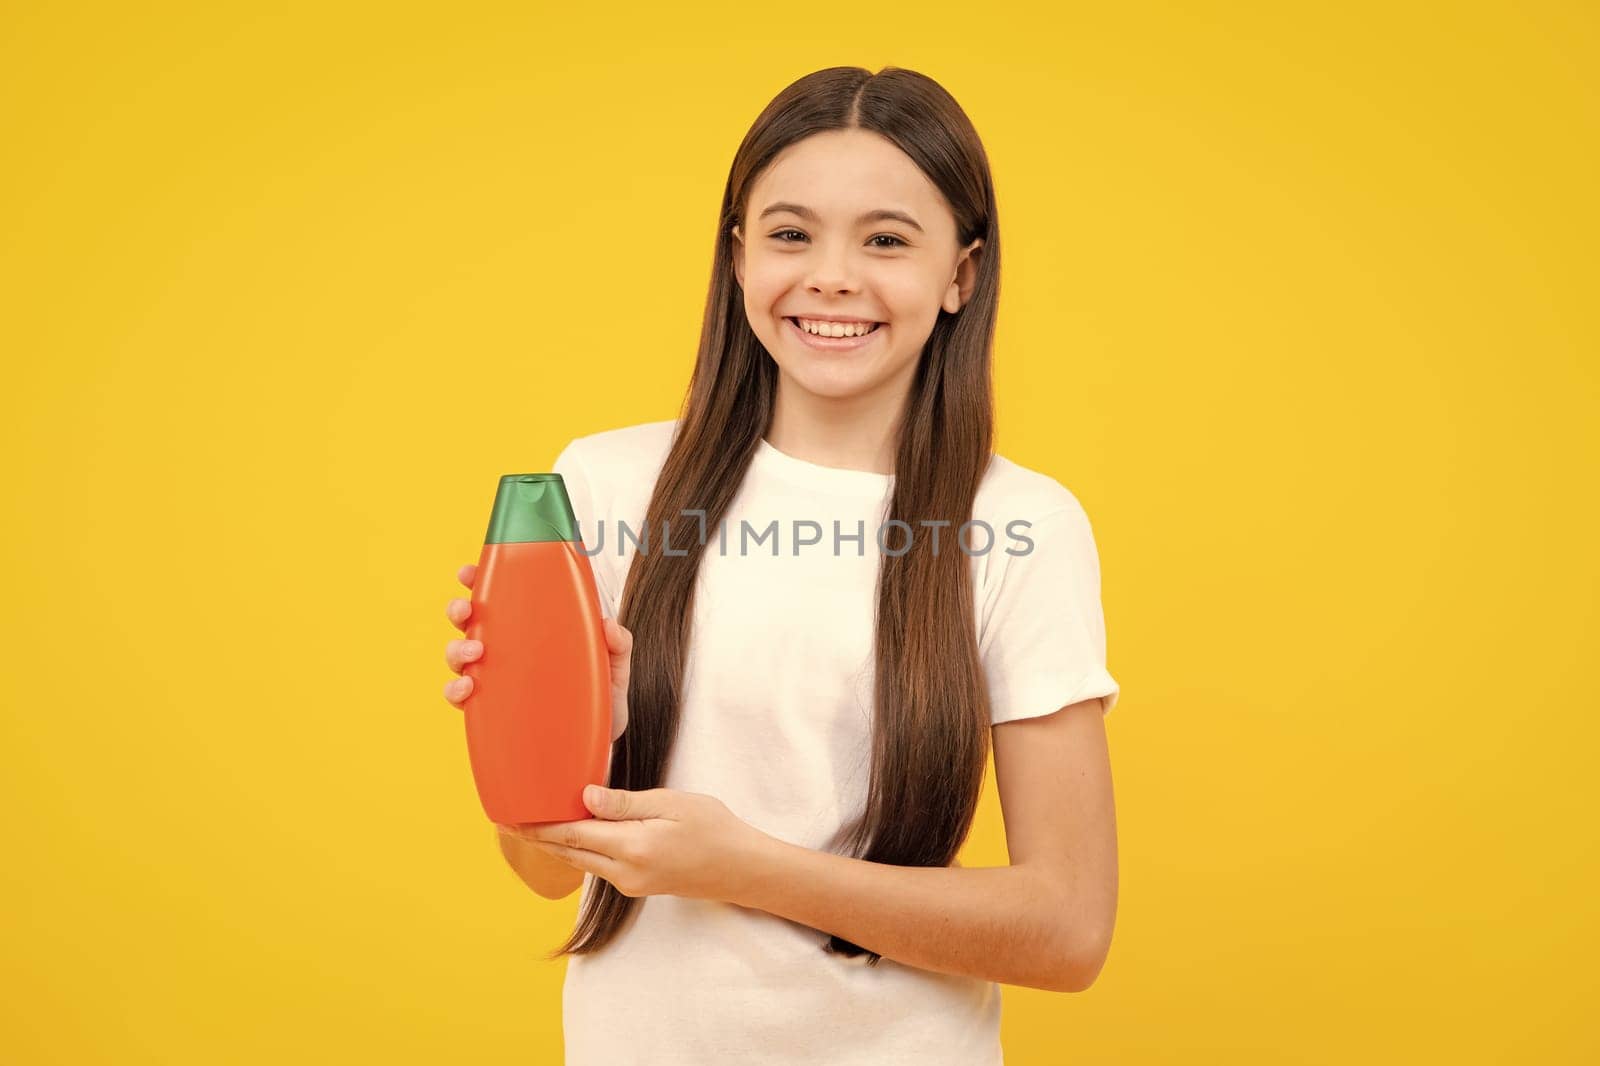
left=463, top=474, right=611, bottom=826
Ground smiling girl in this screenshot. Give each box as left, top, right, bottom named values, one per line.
left=443, top=65, right=1121, bottom=1065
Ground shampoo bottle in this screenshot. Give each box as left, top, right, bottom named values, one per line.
left=462, top=474, right=611, bottom=826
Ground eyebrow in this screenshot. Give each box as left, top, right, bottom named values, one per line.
left=757, top=201, right=925, bottom=234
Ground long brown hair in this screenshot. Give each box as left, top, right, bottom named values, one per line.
left=547, top=65, right=1001, bottom=966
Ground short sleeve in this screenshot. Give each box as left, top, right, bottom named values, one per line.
left=979, top=502, right=1120, bottom=724
left=551, top=439, right=619, bottom=622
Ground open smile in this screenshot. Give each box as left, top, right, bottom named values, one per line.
left=783, top=317, right=885, bottom=352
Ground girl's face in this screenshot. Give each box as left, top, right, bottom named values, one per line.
left=732, top=129, right=983, bottom=408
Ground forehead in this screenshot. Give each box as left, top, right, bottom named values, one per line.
left=748, top=129, right=952, bottom=233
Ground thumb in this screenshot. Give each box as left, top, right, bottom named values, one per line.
left=583, top=784, right=659, bottom=821
left=605, top=618, right=634, bottom=658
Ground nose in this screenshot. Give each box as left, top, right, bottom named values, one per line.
left=803, top=241, right=860, bottom=295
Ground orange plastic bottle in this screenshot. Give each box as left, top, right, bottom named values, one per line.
left=462, top=474, right=611, bottom=826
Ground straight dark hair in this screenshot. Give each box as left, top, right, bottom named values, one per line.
left=547, top=65, right=1002, bottom=966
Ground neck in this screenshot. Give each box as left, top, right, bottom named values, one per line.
left=765, top=373, right=910, bottom=475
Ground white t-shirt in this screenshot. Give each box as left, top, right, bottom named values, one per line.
left=549, top=418, right=1120, bottom=1066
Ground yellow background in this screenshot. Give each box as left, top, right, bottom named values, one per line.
left=4, top=2, right=1595, bottom=1062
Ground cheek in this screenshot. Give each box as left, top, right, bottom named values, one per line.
left=740, top=255, right=789, bottom=302
left=873, top=293, right=932, bottom=339
left=864, top=267, right=936, bottom=318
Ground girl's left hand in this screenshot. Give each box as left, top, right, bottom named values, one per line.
left=501, top=785, right=768, bottom=903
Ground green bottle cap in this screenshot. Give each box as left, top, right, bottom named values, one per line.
left=484, top=474, right=581, bottom=544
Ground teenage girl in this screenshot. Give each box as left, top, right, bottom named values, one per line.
left=442, top=65, right=1121, bottom=1066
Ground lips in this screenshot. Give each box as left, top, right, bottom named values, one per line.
left=783, top=317, right=886, bottom=352
left=786, top=317, right=882, bottom=333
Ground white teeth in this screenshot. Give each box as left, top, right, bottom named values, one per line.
left=796, top=317, right=877, bottom=338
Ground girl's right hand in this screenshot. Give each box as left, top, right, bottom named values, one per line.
left=444, top=562, right=632, bottom=743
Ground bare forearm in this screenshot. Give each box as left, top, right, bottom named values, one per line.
left=730, top=834, right=1094, bottom=992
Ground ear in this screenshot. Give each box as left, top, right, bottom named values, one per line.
left=731, top=223, right=745, bottom=289
left=942, top=237, right=984, bottom=314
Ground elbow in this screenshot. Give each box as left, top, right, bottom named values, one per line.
left=1049, top=922, right=1114, bottom=994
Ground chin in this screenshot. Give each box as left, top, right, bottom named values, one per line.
left=780, top=363, right=889, bottom=402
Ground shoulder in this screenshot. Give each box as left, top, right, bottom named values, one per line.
left=553, top=419, right=680, bottom=527
left=973, top=452, right=1092, bottom=533
left=557, top=417, right=677, bottom=467
left=555, top=418, right=678, bottom=482
left=970, top=454, right=1111, bottom=651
